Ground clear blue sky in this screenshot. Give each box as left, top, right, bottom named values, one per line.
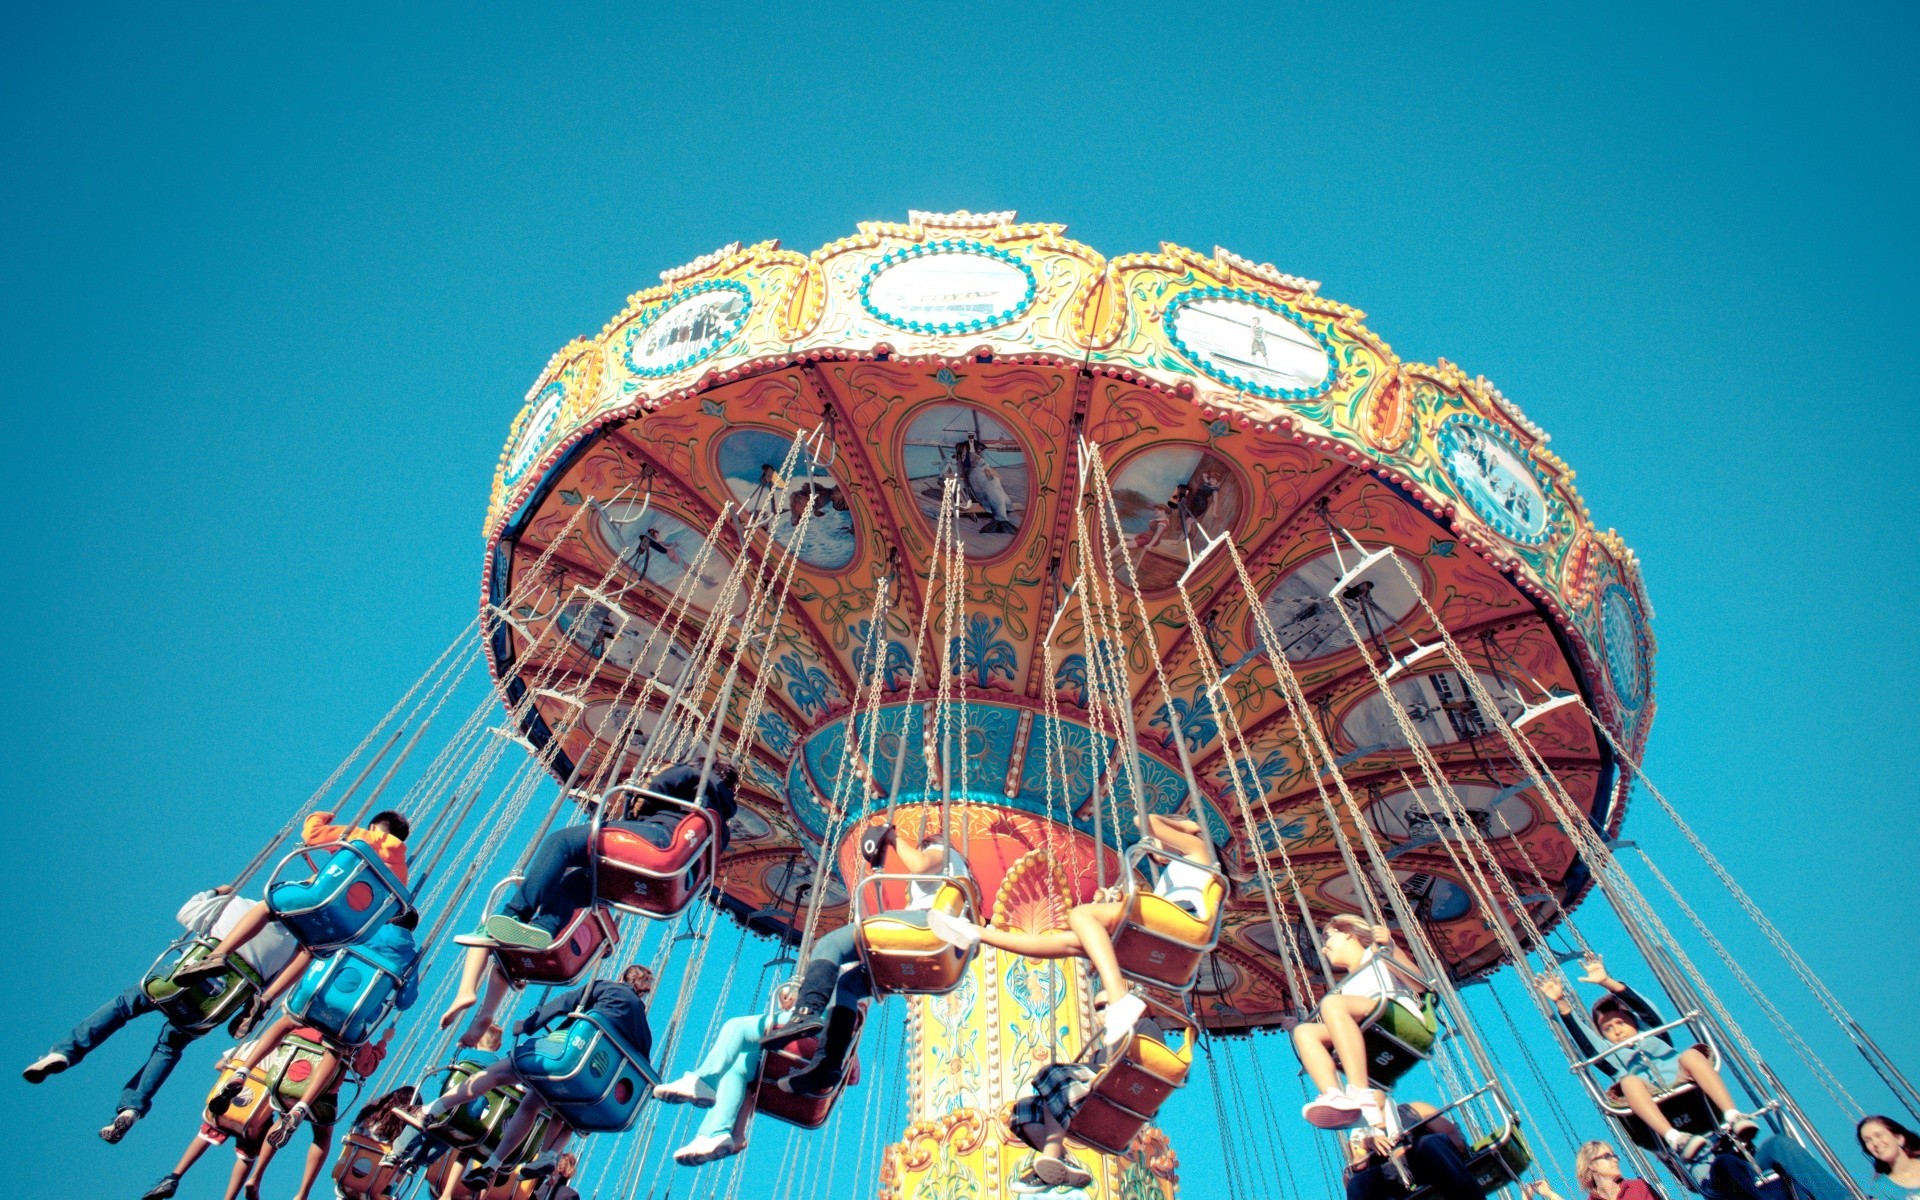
left=4, top=3, right=1915, bottom=1198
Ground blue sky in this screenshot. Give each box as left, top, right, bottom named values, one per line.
left=3, top=3, right=1916, bottom=1198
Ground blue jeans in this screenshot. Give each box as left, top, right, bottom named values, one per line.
left=55, top=984, right=200, bottom=1117
left=1702, top=1137, right=1852, bottom=1200
left=505, top=818, right=674, bottom=932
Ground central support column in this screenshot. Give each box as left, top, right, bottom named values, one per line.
left=853, top=808, right=1182, bottom=1200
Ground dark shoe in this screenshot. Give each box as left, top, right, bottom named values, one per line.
left=775, top=1061, right=844, bottom=1097
left=759, top=1006, right=824, bottom=1045
left=140, top=1173, right=181, bottom=1200
left=22, top=1051, right=70, bottom=1083
left=171, top=953, right=231, bottom=985
left=100, top=1108, right=139, bottom=1143
left=266, top=1104, right=308, bottom=1149
left=206, top=1076, right=245, bottom=1116
left=461, top=1165, right=498, bottom=1192
left=519, top=1151, right=560, bottom=1182
left=776, top=1006, right=858, bottom=1096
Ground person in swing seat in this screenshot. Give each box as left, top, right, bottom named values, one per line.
left=1539, top=954, right=1757, bottom=1162
left=21, top=882, right=302, bottom=1145
left=925, top=811, right=1223, bottom=1052
left=407, top=965, right=654, bottom=1194
left=206, top=911, right=421, bottom=1148
left=653, top=975, right=868, bottom=1165
left=139, top=1026, right=391, bottom=1200
left=174, top=809, right=412, bottom=986
left=756, top=816, right=968, bottom=1098
left=473, top=760, right=739, bottom=952
left=1342, top=1099, right=1484, bottom=1200
left=1293, top=913, right=1431, bottom=1131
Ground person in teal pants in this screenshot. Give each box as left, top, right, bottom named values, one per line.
left=653, top=975, right=863, bottom=1166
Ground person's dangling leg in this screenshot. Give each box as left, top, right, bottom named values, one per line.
left=1675, top=1048, right=1756, bottom=1136
left=48, top=983, right=151, bottom=1070
left=140, top=1126, right=219, bottom=1199
left=458, top=960, right=512, bottom=1048
left=1292, top=1022, right=1340, bottom=1093
left=510, top=826, right=594, bottom=920
left=177, top=902, right=274, bottom=983
left=486, top=826, right=593, bottom=946
left=1318, top=994, right=1378, bottom=1095
left=209, top=1014, right=299, bottom=1115
left=1619, top=1073, right=1708, bottom=1160
left=766, top=924, right=858, bottom=1042
left=288, top=1121, right=334, bottom=1200
left=109, top=1023, right=199, bottom=1141
left=662, top=1012, right=760, bottom=1107
left=780, top=1005, right=861, bottom=1096
left=440, top=947, right=493, bottom=1030
left=419, top=1058, right=519, bottom=1121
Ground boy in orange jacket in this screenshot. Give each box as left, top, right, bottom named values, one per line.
left=175, top=810, right=410, bottom=985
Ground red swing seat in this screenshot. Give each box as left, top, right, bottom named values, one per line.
left=752, top=1017, right=865, bottom=1129
left=592, top=786, right=722, bottom=919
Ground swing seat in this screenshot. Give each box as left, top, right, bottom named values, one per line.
left=593, top=791, right=721, bottom=919
left=284, top=945, right=409, bottom=1047
left=1599, top=1046, right=1719, bottom=1151
left=267, top=840, right=414, bottom=954
left=1357, top=993, right=1440, bottom=1086
left=854, top=876, right=982, bottom=995
left=496, top=905, right=619, bottom=986
left=417, top=1058, right=556, bottom=1159
left=266, top=1033, right=343, bottom=1126
left=1066, top=998, right=1197, bottom=1156
left=753, top=1021, right=864, bottom=1129
left=424, top=1155, right=546, bottom=1200
left=1111, top=875, right=1227, bottom=992
left=1390, top=1120, right=1533, bottom=1200
left=332, top=1132, right=399, bottom=1199
left=205, top=1052, right=281, bottom=1141
left=143, top=934, right=266, bottom=1034
left=511, top=1011, right=658, bottom=1133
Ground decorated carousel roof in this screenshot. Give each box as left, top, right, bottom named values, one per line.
left=479, top=210, right=1655, bottom=1030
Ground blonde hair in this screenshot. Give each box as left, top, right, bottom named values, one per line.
left=1323, top=914, right=1374, bottom=941
left=1574, top=1141, right=1616, bottom=1194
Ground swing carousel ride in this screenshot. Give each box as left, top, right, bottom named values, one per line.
left=473, top=209, right=1678, bottom=1200
left=137, top=210, right=1915, bottom=1200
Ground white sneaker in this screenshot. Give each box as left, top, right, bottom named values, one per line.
left=1723, top=1111, right=1760, bottom=1141
left=22, top=1051, right=70, bottom=1083
left=1664, top=1129, right=1710, bottom=1161
left=1349, top=1084, right=1388, bottom=1127
left=926, top=909, right=981, bottom=950
left=654, top=1074, right=717, bottom=1107
left=423, top=1093, right=464, bottom=1120
left=673, top=1133, right=738, bottom=1165
left=1302, top=1088, right=1368, bottom=1129
left=1101, top=993, right=1147, bottom=1050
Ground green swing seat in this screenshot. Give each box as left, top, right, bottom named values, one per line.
left=144, top=934, right=267, bottom=1034
left=1360, top=992, right=1440, bottom=1086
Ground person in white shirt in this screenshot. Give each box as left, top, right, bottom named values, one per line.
left=1295, top=914, right=1430, bottom=1131
left=21, top=884, right=301, bottom=1144
left=927, top=811, right=1223, bottom=1050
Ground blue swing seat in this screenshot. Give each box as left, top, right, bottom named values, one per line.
left=284, top=945, right=410, bottom=1047
left=510, top=1010, right=658, bottom=1133
left=267, top=839, right=413, bottom=954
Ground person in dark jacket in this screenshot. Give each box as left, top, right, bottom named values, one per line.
left=1342, top=1101, right=1484, bottom=1200
left=476, top=763, right=738, bottom=951
left=411, top=966, right=654, bottom=1193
